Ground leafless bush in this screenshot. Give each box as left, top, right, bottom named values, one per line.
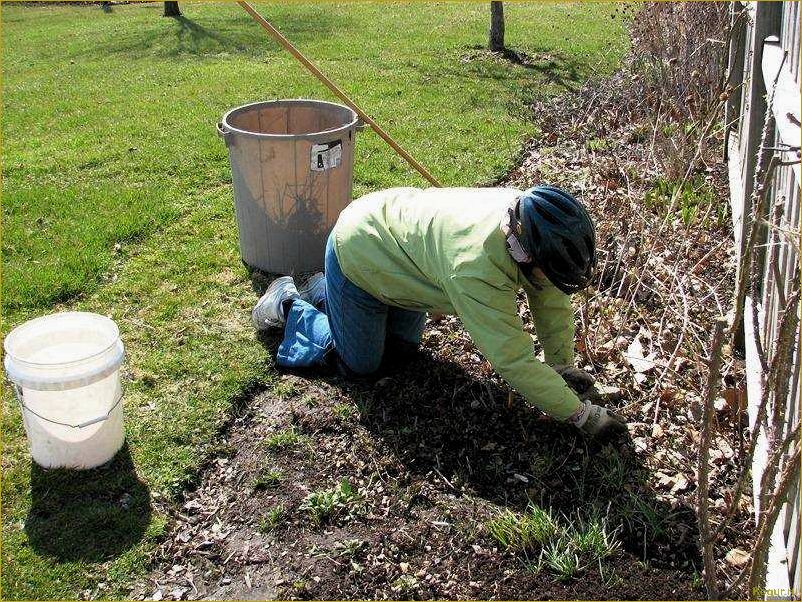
left=623, top=3, right=732, bottom=181
left=630, top=3, right=730, bottom=123
left=517, top=5, right=800, bottom=598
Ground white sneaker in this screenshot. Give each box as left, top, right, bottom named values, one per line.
left=298, top=272, right=325, bottom=305
left=252, top=276, right=300, bottom=330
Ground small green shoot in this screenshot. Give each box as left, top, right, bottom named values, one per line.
left=333, top=538, right=366, bottom=558
left=391, top=575, right=419, bottom=596
left=591, top=446, right=629, bottom=491
left=598, top=558, right=623, bottom=588
left=569, top=513, right=621, bottom=560
left=301, top=394, right=319, bottom=408
left=291, top=580, right=309, bottom=596
left=264, top=427, right=304, bottom=451
left=252, top=467, right=283, bottom=491
left=625, top=492, right=672, bottom=540
left=333, top=403, right=354, bottom=420
left=300, top=479, right=361, bottom=525
left=643, top=176, right=725, bottom=228
left=273, top=380, right=297, bottom=399
left=258, top=504, right=285, bottom=533
left=529, top=444, right=559, bottom=482
left=586, top=138, right=610, bottom=152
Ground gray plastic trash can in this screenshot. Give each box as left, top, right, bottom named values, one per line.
left=218, top=99, right=359, bottom=274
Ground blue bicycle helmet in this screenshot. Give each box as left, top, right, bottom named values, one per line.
left=508, top=185, right=596, bottom=294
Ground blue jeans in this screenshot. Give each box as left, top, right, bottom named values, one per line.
left=277, top=235, right=427, bottom=375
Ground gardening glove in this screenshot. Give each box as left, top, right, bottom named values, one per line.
left=553, top=364, right=595, bottom=395
left=568, top=400, right=627, bottom=437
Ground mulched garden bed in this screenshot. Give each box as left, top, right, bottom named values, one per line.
left=131, top=71, right=751, bottom=601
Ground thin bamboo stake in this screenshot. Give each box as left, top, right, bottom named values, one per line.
left=236, top=1, right=442, bottom=188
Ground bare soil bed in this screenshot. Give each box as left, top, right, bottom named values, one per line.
left=132, top=74, right=751, bottom=601
left=132, top=361, right=699, bottom=601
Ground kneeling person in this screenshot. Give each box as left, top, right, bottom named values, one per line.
left=253, top=185, right=625, bottom=437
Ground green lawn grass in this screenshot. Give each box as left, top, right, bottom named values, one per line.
left=1, top=2, right=626, bottom=599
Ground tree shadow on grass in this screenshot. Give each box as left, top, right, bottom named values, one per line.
left=26, top=442, right=152, bottom=563
left=94, top=7, right=348, bottom=60
left=326, top=348, right=700, bottom=567
left=456, top=45, right=582, bottom=93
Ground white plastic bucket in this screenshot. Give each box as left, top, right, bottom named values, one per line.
left=4, top=312, right=126, bottom=469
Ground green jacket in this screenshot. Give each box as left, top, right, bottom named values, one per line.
left=332, top=187, right=582, bottom=420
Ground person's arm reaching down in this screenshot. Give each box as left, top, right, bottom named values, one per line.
left=525, top=280, right=596, bottom=394
left=525, top=278, right=575, bottom=367
left=448, top=275, right=581, bottom=421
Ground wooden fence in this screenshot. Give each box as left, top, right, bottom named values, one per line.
left=725, top=2, right=800, bottom=598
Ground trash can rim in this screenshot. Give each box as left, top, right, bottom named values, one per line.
left=221, top=98, right=359, bottom=141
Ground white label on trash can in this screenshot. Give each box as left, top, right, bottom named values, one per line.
left=310, top=140, right=342, bottom=171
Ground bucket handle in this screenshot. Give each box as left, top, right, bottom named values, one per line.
left=13, top=384, right=124, bottom=429
left=216, top=122, right=234, bottom=147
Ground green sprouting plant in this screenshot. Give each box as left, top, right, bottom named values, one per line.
left=252, top=467, right=283, bottom=491
left=333, top=538, right=366, bottom=558
left=264, top=426, right=304, bottom=451
left=291, top=580, right=309, bottom=596
left=620, top=492, right=674, bottom=541
left=391, top=575, right=419, bottom=596
left=273, top=380, right=297, bottom=399
left=642, top=175, right=723, bottom=228
left=352, top=393, right=374, bottom=416
left=301, top=394, right=319, bottom=408
left=586, top=138, right=610, bottom=152
left=301, top=479, right=361, bottom=525
left=529, top=444, right=560, bottom=483
left=541, top=537, right=582, bottom=582
left=590, top=446, right=629, bottom=492
left=486, top=503, right=558, bottom=552
left=569, top=512, right=621, bottom=560
left=680, top=202, right=698, bottom=227
left=258, top=504, right=285, bottom=533
left=333, top=403, right=354, bottom=420
left=598, top=558, right=623, bottom=588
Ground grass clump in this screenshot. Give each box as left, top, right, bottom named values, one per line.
left=300, top=479, right=361, bottom=525
left=252, top=467, right=283, bottom=491
left=486, top=503, right=558, bottom=552
left=258, top=504, right=285, bottom=533
left=541, top=538, right=582, bottom=582
left=264, top=427, right=304, bottom=451
left=489, top=504, right=622, bottom=583
left=619, top=491, right=676, bottom=541
left=333, top=403, right=354, bottom=420
left=568, top=513, right=621, bottom=560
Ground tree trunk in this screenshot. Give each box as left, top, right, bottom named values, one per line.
left=489, top=2, right=505, bottom=52
left=163, top=1, right=181, bottom=17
